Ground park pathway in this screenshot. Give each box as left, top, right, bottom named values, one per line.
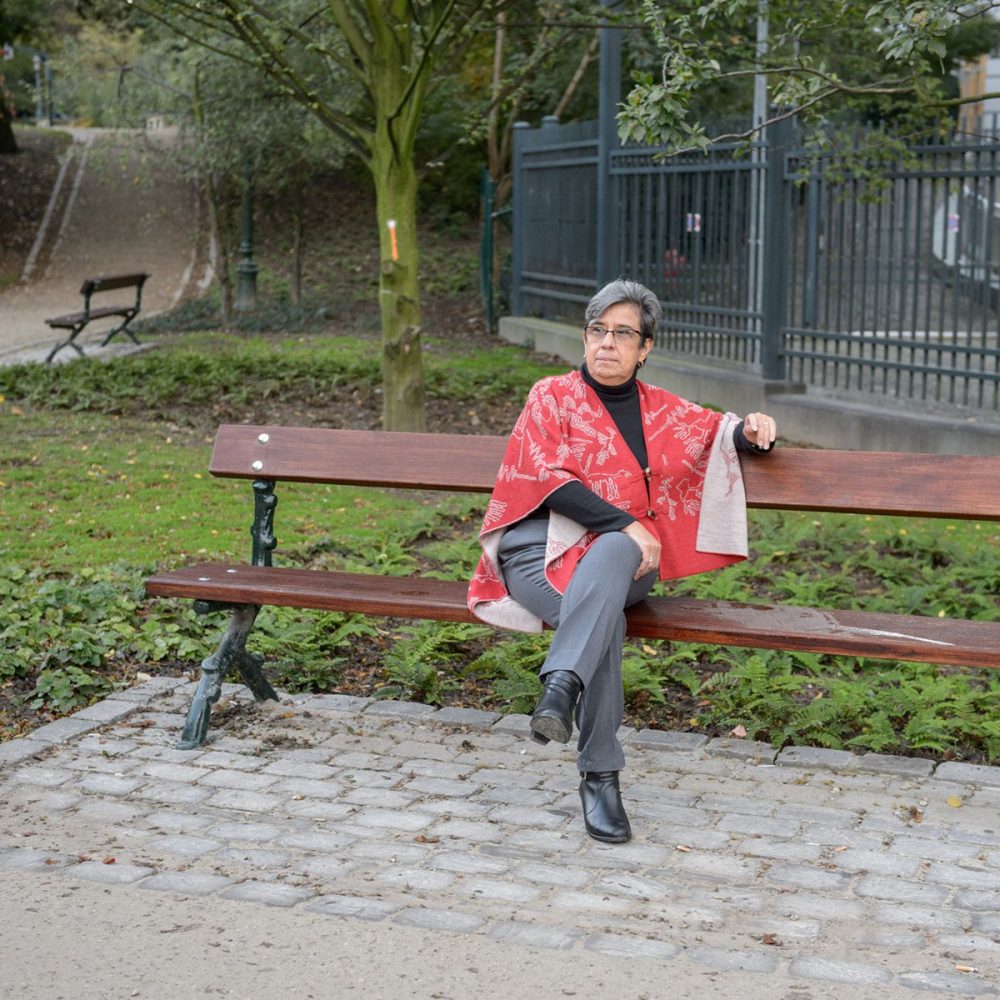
left=0, top=126, right=204, bottom=364
left=1, top=681, right=999, bottom=998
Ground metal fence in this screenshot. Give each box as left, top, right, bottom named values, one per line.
left=510, top=114, right=1000, bottom=414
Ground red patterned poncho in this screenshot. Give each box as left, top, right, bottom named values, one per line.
left=467, top=370, right=749, bottom=633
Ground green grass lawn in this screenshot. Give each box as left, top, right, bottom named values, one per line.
left=2, top=330, right=999, bottom=761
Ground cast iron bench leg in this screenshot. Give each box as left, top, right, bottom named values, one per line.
left=45, top=326, right=88, bottom=364
left=99, top=310, right=140, bottom=347
left=177, top=603, right=279, bottom=749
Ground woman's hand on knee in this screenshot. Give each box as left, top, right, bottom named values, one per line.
left=621, top=522, right=660, bottom=581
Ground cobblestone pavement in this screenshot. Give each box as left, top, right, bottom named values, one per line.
left=2, top=678, right=999, bottom=997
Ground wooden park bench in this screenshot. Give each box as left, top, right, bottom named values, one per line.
left=145, top=425, right=1000, bottom=750
left=45, top=272, right=150, bottom=363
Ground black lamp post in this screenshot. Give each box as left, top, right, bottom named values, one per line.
left=32, top=52, right=45, bottom=123
left=235, top=153, right=258, bottom=312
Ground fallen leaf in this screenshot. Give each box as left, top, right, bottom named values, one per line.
left=102, top=857, right=116, bottom=865
left=761, top=933, right=782, bottom=946
left=415, top=834, right=440, bottom=844
left=729, top=724, right=747, bottom=738
left=946, top=795, right=963, bottom=808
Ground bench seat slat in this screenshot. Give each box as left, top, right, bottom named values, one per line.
left=145, top=564, right=1000, bottom=670
left=46, top=305, right=137, bottom=328
left=209, top=425, right=1000, bottom=520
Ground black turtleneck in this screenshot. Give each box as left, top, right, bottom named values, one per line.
left=524, top=365, right=766, bottom=533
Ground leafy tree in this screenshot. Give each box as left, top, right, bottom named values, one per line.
left=0, top=0, right=64, bottom=152
left=125, top=0, right=515, bottom=432
left=619, top=0, right=1000, bottom=153
left=122, top=1, right=634, bottom=427
left=440, top=1, right=614, bottom=323
left=109, top=38, right=348, bottom=326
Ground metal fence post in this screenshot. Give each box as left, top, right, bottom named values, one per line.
left=596, top=1, right=621, bottom=287
left=479, top=166, right=494, bottom=330
left=511, top=121, right=528, bottom=316
left=760, top=113, right=793, bottom=381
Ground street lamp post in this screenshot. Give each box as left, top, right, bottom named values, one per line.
left=44, top=56, right=52, bottom=122
left=32, top=53, right=44, bottom=123
left=235, top=154, right=258, bottom=312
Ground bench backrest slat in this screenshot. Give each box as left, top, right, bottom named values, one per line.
left=209, top=425, right=1000, bottom=520
left=80, top=272, right=150, bottom=295
left=211, top=426, right=504, bottom=492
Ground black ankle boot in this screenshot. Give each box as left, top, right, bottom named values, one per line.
left=579, top=770, right=631, bottom=843
left=529, top=670, right=582, bottom=744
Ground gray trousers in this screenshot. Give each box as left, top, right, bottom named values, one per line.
left=497, top=518, right=657, bottom=773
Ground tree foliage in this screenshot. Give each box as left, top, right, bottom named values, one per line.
left=619, top=0, right=1000, bottom=153
left=0, top=0, right=66, bottom=151
left=125, top=0, right=528, bottom=430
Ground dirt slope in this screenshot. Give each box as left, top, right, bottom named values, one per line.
left=0, top=126, right=202, bottom=364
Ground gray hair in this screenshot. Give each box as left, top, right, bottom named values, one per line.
left=584, top=278, right=661, bottom=342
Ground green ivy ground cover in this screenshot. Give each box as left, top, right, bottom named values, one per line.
left=2, top=332, right=999, bottom=761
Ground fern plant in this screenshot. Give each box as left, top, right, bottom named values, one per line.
left=621, top=641, right=703, bottom=705
left=248, top=608, right=379, bottom=692
left=378, top=621, right=492, bottom=704
left=466, top=632, right=549, bottom=713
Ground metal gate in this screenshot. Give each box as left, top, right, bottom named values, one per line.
left=510, top=115, right=1000, bottom=414
left=783, top=131, right=1000, bottom=410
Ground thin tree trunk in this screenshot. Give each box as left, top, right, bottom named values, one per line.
left=553, top=29, right=601, bottom=120
left=372, top=138, right=425, bottom=432
left=291, top=193, right=303, bottom=306
left=0, top=77, right=17, bottom=155
left=367, top=9, right=427, bottom=433
left=204, top=174, right=233, bottom=329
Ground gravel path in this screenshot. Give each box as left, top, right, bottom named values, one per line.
left=0, top=126, right=204, bottom=365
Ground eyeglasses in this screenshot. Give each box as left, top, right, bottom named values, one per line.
left=584, top=323, right=642, bottom=344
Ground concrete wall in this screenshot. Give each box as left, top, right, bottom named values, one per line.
left=500, top=316, right=1000, bottom=456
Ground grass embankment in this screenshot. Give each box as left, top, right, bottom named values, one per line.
left=2, top=332, right=999, bottom=762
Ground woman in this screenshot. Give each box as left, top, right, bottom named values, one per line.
left=468, top=278, right=777, bottom=843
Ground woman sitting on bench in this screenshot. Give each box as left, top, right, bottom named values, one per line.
left=468, top=278, right=778, bottom=843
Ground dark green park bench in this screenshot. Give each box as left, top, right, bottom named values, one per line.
left=45, top=272, right=150, bottom=363
left=146, top=424, right=1000, bottom=750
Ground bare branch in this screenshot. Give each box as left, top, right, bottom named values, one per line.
left=552, top=28, right=600, bottom=120
left=718, top=64, right=914, bottom=96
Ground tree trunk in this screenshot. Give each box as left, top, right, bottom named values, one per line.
left=291, top=184, right=303, bottom=305
left=0, top=120, right=16, bottom=155
left=204, top=175, right=233, bottom=329
left=0, top=79, right=17, bottom=155
left=370, top=125, right=425, bottom=432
